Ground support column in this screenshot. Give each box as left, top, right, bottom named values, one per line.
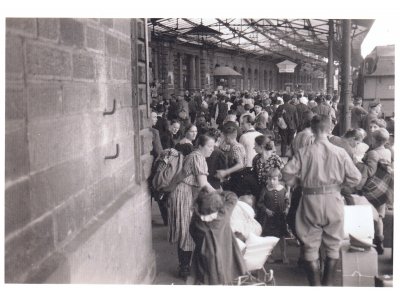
left=178, top=53, right=183, bottom=92
left=160, top=42, right=168, bottom=98
left=190, top=55, right=196, bottom=91
left=327, top=19, right=334, bottom=95
left=249, top=69, right=252, bottom=90
left=340, top=19, right=352, bottom=135
left=200, top=50, right=207, bottom=88
left=196, top=56, right=201, bottom=90
left=153, top=47, right=158, bottom=81
left=243, top=69, right=247, bottom=90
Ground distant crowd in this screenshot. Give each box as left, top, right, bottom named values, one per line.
left=148, top=88, right=394, bottom=285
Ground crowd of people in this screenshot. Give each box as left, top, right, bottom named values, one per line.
left=148, top=88, right=394, bottom=286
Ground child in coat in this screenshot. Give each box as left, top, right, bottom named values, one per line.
left=189, top=189, right=246, bottom=285
left=257, top=168, right=291, bottom=263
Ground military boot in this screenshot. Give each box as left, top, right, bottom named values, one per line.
left=303, top=259, right=321, bottom=286
left=321, top=257, right=339, bottom=286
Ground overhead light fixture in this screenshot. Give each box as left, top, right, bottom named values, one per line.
left=184, top=21, right=222, bottom=37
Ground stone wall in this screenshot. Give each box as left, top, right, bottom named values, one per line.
left=5, top=18, right=155, bottom=283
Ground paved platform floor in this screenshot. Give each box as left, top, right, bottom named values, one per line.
left=151, top=202, right=393, bottom=286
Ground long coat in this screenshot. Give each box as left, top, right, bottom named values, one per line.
left=189, top=191, right=246, bottom=285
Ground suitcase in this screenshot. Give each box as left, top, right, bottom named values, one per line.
left=341, top=243, right=378, bottom=287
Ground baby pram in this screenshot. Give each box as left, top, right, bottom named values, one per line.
left=234, top=233, right=280, bottom=286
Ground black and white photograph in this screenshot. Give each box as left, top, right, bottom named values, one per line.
left=1, top=1, right=398, bottom=299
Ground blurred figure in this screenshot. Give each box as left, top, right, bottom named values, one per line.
left=351, top=97, right=368, bottom=129
left=272, top=93, right=298, bottom=157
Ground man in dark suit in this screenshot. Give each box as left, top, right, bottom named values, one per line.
left=215, top=95, right=229, bottom=128
left=273, top=93, right=299, bottom=157
left=295, top=94, right=311, bottom=132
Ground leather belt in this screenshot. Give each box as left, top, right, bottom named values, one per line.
left=303, top=184, right=341, bottom=195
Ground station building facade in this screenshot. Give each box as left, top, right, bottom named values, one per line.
left=150, top=34, right=326, bottom=98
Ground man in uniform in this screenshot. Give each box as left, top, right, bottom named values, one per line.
left=351, top=97, right=368, bottom=129
left=282, top=115, right=361, bottom=286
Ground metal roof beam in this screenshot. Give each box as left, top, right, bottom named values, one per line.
left=216, top=18, right=296, bottom=62
left=245, top=19, right=326, bottom=65
left=261, top=18, right=327, bottom=59
left=181, top=18, right=243, bottom=50
left=284, top=18, right=309, bottom=44
left=306, top=19, right=327, bottom=46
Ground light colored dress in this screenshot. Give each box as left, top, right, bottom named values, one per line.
left=168, top=150, right=208, bottom=251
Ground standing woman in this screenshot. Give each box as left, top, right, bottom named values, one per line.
left=168, top=135, right=216, bottom=279
left=175, top=123, right=198, bottom=156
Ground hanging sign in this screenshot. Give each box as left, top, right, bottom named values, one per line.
left=276, top=60, right=297, bottom=73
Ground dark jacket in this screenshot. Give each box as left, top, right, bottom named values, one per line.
left=296, top=103, right=311, bottom=131
left=351, top=106, right=368, bottom=129
left=273, top=102, right=299, bottom=130
left=160, top=131, right=178, bottom=149
left=189, top=99, right=198, bottom=114
left=154, top=116, right=169, bottom=136
left=189, top=191, right=246, bottom=285
left=216, top=101, right=229, bottom=125
left=167, top=101, right=180, bottom=120
left=149, top=127, right=163, bottom=158
left=206, top=148, right=228, bottom=189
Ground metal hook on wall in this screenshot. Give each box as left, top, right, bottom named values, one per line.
left=103, top=99, right=116, bottom=116
left=105, top=143, right=119, bottom=160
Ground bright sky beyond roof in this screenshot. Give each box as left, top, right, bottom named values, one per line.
left=361, top=19, right=397, bottom=57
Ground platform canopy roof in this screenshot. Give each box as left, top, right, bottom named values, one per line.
left=148, top=18, right=374, bottom=70
left=214, top=66, right=243, bottom=77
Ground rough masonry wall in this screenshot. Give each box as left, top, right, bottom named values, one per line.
left=5, top=18, right=154, bottom=283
